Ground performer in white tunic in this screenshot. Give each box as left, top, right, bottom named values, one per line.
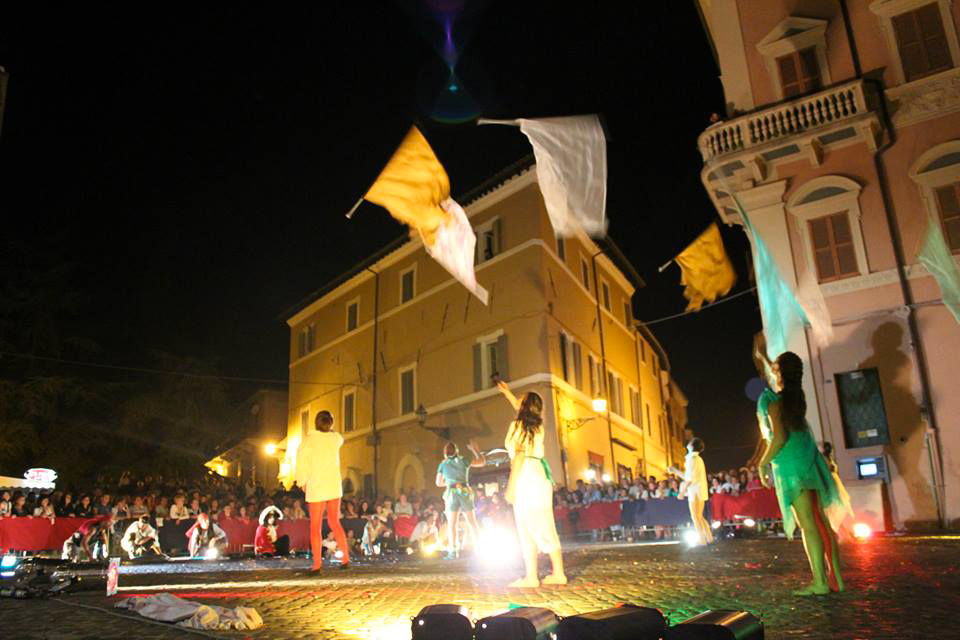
left=670, top=437, right=713, bottom=546
left=496, top=380, right=566, bottom=588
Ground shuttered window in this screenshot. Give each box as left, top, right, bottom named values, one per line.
left=809, top=212, right=859, bottom=282
left=893, top=3, right=953, bottom=82
left=934, top=183, right=960, bottom=252
left=776, top=47, right=822, bottom=98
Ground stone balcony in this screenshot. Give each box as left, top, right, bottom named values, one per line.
left=698, top=80, right=880, bottom=162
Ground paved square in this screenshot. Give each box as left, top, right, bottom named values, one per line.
left=2, top=535, right=958, bottom=639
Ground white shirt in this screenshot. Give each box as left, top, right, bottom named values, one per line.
left=295, top=430, right=345, bottom=503
left=121, top=521, right=157, bottom=554
left=683, top=451, right=708, bottom=499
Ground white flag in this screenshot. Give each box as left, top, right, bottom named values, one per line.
left=517, top=115, right=608, bottom=238
left=425, top=198, right=489, bottom=305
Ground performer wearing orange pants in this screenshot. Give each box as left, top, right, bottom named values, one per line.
left=296, top=410, right=350, bottom=571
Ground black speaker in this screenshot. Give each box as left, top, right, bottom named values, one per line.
left=412, top=604, right=473, bottom=640
left=476, top=607, right=560, bottom=640
left=666, top=610, right=763, bottom=640
left=557, top=604, right=667, bottom=639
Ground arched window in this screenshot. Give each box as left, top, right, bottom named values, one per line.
left=910, top=140, right=960, bottom=253
left=787, top=176, right=868, bottom=284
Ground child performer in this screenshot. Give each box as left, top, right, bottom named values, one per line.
left=669, top=437, right=713, bottom=546
left=435, top=440, right=486, bottom=558
left=496, top=379, right=566, bottom=587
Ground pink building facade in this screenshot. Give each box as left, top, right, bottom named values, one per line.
left=698, top=0, right=960, bottom=529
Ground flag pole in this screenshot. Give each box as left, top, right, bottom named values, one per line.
left=344, top=195, right=364, bottom=220
left=657, top=258, right=674, bottom=273
left=476, top=118, right=520, bottom=127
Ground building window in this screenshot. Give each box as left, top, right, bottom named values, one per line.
left=580, top=258, right=591, bottom=290
left=809, top=212, right=859, bottom=282
left=588, top=451, right=604, bottom=479
left=556, top=237, right=565, bottom=261
left=640, top=339, right=646, bottom=363
left=645, top=403, right=652, bottom=436
left=559, top=333, right=570, bottom=382
left=653, top=354, right=659, bottom=377
left=892, top=3, right=952, bottom=82
left=934, top=183, right=960, bottom=252
left=571, top=341, right=583, bottom=390
left=342, top=391, right=355, bottom=432
left=776, top=47, right=822, bottom=98
left=474, top=331, right=507, bottom=390
left=606, top=369, right=624, bottom=416
left=346, top=298, right=359, bottom=332
left=658, top=415, right=665, bottom=445
left=399, top=365, right=416, bottom=415
left=588, top=354, right=597, bottom=396
left=300, top=409, right=310, bottom=439
left=630, top=387, right=640, bottom=426
left=297, top=324, right=315, bottom=358
left=400, top=265, right=416, bottom=304
left=623, top=300, right=632, bottom=326
left=601, top=280, right=611, bottom=311
left=475, top=217, right=502, bottom=265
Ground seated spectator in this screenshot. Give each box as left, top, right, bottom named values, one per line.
left=290, top=499, right=306, bottom=520
left=408, top=512, right=440, bottom=551
left=237, top=505, right=251, bottom=523
left=11, top=494, right=30, bottom=517
left=208, top=499, right=221, bottom=521
left=288, top=481, right=305, bottom=502
left=616, top=487, right=629, bottom=501
left=358, top=499, right=374, bottom=517
left=56, top=493, right=75, bottom=517
left=603, top=485, right=618, bottom=501
left=628, top=478, right=644, bottom=500
left=187, top=513, right=228, bottom=557
left=666, top=479, right=680, bottom=498
left=154, top=496, right=170, bottom=518
left=94, top=493, right=112, bottom=517
left=321, top=530, right=339, bottom=559
left=657, top=480, right=670, bottom=498
left=74, top=494, right=95, bottom=518
left=169, top=495, right=190, bottom=522
left=720, top=473, right=736, bottom=495
left=129, top=496, right=149, bottom=518
left=220, top=503, right=234, bottom=520
left=745, top=469, right=762, bottom=491
left=33, top=495, right=55, bottom=519
left=584, top=482, right=603, bottom=504
left=394, top=494, right=413, bottom=517
left=0, top=490, right=12, bottom=517
left=188, top=497, right=202, bottom=517
left=361, top=515, right=390, bottom=555
left=709, top=476, right=723, bottom=495
left=121, top=515, right=164, bottom=560
left=255, top=506, right=289, bottom=556
left=380, top=498, right=394, bottom=520
left=342, top=500, right=359, bottom=519
left=114, top=496, right=131, bottom=519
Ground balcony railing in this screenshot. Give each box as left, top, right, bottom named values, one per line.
left=698, top=80, right=871, bottom=161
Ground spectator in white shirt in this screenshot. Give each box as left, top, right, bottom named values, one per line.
left=169, top=495, right=190, bottom=522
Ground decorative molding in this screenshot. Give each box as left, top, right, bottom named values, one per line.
left=820, top=256, right=960, bottom=296
left=887, top=68, right=960, bottom=128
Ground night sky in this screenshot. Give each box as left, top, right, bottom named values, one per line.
left=1, top=2, right=763, bottom=471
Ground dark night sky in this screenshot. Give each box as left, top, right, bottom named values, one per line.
left=1, top=2, right=763, bottom=471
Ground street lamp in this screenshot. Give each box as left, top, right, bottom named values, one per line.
left=591, top=397, right=607, bottom=413
left=264, top=443, right=277, bottom=456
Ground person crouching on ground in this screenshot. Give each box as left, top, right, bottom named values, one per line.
left=121, top=515, right=166, bottom=560
left=187, top=512, right=228, bottom=558
left=255, top=505, right=289, bottom=556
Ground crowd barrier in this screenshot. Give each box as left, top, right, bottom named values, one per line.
left=0, top=517, right=97, bottom=552
left=710, top=489, right=781, bottom=521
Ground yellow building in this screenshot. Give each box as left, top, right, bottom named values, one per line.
left=281, top=161, right=687, bottom=498
left=206, top=388, right=288, bottom=489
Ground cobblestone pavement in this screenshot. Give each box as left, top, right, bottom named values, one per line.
left=2, top=535, right=959, bottom=639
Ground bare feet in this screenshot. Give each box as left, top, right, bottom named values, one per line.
left=542, top=573, right=567, bottom=585
left=793, top=583, right=831, bottom=596
left=508, top=576, right=540, bottom=588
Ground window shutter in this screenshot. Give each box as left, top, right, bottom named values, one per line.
left=572, top=342, right=583, bottom=389
left=588, top=355, right=596, bottom=396
left=798, top=47, right=822, bottom=91
left=917, top=3, right=951, bottom=72
left=473, top=343, right=482, bottom=391
left=777, top=53, right=801, bottom=97
left=496, top=334, right=509, bottom=381
left=936, top=184, right=960, bottom=251
left=559, top=334, right=569, bottom=381
left=493, top=218, right=503, bottom=256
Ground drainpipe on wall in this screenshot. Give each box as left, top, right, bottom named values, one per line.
left=840, top=0, right=946, bottom=528
left=366, top=266, right=380, bottom=499
left=591, top=250, right=617, bottom=481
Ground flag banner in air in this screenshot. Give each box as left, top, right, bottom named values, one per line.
left=917, top=213, right=960, bottom=323
left=516, top=115, right=608, bottom=238
left=364, top=126, right=451, bottom=246
left=427, top=198, right=489, bottom=305
left=674, top=222, right=736, bottom=311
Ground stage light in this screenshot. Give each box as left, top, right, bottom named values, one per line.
left=0, top=571, right=13, bottom=578
left=666, top=610, right=763, bottom=640
left=422, top=543, right=437, bottom=557
left=592, top=397, right=607, bottom=413
left=557, top=604, right=666, bottom=639
left=476, top=607, right=559, bottom=640
left=204, top=548, right=219, bottom=560
left=683, top=529, right=700, bottom=547
left=264, top=443, right=277, bottom=455
left=412, top=604, right=473, bottom=640
left=334, top=550, right=344, bottom=559
left=853, top=522, right=872, bottom=539
left=743, top=518, right=756, bottom=528
left=1, top=555, right=17, bottom=569
left=711, top=520, right=722, bottom=529
left=602, top=473, right=612, bottom=483
left=476, top=526, right=517, bottom=568
left=584, top=469, right=596, bottom=481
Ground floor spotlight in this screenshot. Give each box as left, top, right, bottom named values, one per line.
left=476, top=606, right=559, bottom=640
left=557, top=604, right=666, bottom=639
left=666, top=610, right=763, bottom=639
left=412, top=605, right=472, bottom=640
left=853, top=522, right=872, bottom=539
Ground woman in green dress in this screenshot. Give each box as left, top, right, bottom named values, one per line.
left=754, top=337, right=845, bottom=595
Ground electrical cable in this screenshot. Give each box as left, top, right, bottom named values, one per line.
left=639, top=286, right=758, bottom=326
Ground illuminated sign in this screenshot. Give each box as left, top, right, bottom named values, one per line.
left=23, top=468, right=58, bottom=484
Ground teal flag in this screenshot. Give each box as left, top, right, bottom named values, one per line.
left=917, top=215, right=960, bottom=323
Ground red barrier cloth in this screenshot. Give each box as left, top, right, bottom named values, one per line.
left=277, top=519, right=309, bottom=551
left=393, top=516, right=418, bottom=539
left=0, top=517, right=98, bottom=552
left=710, top=489, right=781, bottom=521
left=213, top=517, right=310, bottom=553
left=552, top=502, right=622, bottom=532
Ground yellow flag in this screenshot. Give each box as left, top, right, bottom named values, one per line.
left=675, top=222, right=736, bottom=311
left=364, top=126, right=451, bottom=246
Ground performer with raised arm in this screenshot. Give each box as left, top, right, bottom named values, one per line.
left=436, top=439, right=486, bottom=558
left=669, top=437, right=713, bottom=546
left=753, top=334, right=846, bottom=595
left=495, top=378, right=566, bottom=587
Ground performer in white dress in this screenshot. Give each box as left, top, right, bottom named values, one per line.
left=670, top=437, right=713, bottom=546
left=496, top=380, right=566, bottom=588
